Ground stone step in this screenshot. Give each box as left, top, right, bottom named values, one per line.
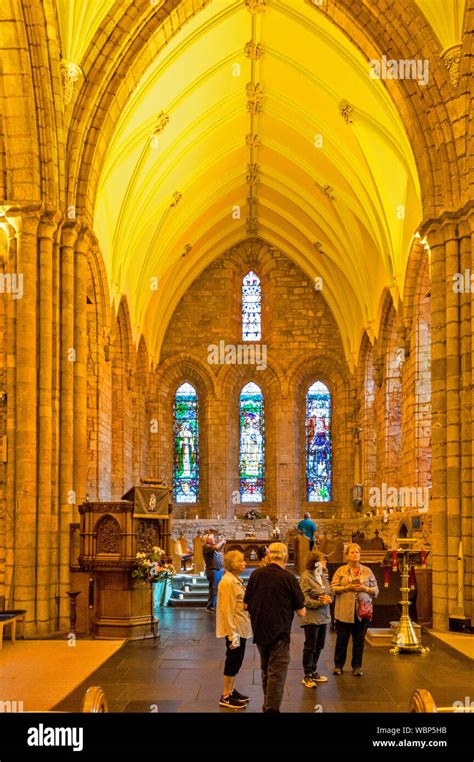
left=173, top=588, right=209, bottom=597
left=174, top=575, right=208, bottom=586
left=168, top=596, right=208, bottom=608
left=366, top=621, right=422, bottom=648
left=365, top=628, right=393, bottom=647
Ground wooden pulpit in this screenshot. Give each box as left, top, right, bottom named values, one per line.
left=76, top=481, right=173, bottom=638
left=294, top=534, right=311, bottom=573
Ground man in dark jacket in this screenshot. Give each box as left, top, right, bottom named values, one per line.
left=244, top=542, right=306, bottom=712
left=203, top=532, right=226, bottom=611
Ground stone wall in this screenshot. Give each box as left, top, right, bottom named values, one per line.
left=156, top=239, right=353, bottom=519
left=171, top=510, right=432, bottom=562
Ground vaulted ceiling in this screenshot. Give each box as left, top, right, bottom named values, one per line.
left=54, top=0, right=466, bottom=365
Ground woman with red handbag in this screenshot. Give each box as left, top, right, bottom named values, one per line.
left=330, top=543, right=379, bottom=676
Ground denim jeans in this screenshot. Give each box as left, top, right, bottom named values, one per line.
left=302, top=623, right=327, bottom=676
left=206, top=569, right=222, bottom=608
left=257, top=635, right=291, bottom=712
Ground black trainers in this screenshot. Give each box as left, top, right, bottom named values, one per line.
left=219, top=694, right=246, bottom=710
left=232, top=689, right=250, bottom=703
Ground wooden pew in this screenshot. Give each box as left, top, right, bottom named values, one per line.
left=0, top=613, right=18, bottom=649
left=172, top=539, right=193, bottom=572
left=81, top=686, right=108, bottom=713
left=410, top=688, right=474, bottom=713
left=2, top=609, right=27, bottom=639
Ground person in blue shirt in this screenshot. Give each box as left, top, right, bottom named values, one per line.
left=297, top=513, right=318, bottom=550
left=203, top=532, right=226, bottom=610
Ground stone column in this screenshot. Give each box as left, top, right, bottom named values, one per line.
left=37, top=211, right=60, bottom=634
left=275, top=395, right=296, bottom=519
left=459, top=213, right=474, bottom=623
left=459, top=216, right=473, bottom=621
left=208, top=394, right=227, bottom=518
left=4, top=221, right=18, bottom=609
left=59, top=224, right=77, bottom=627
left=50, top=224, right=62, bottom=626
left=341, top=388, right=356, bottom=519
left=423, top=205, right=473, bottom=629
left=444, top=223, right=461, bottom=618
left=73, top=229, right=89, bottom=512
left=14, top=207, right=40, bottom=633
left=428, top=222, right=448, bottom=629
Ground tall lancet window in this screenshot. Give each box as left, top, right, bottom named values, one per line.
left=306, top=381, right=332, bottom=501
left=242, top=271, right=261, bottom=341
left=173, top=382, right=199, bottom=503
left=239, top=382, right=264, bottom=502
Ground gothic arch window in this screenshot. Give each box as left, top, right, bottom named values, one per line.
left=363, top=346, right=377, bottom=490
left=415, top=262, right=431, bottom=488
left=173, top=382, right=199, bottom=503
left=306, top=381, right=332, bottom=501
left=239, top=382, right=264, bottom=502
left=242, top=271, right=261, bottom=341
left=385, top=317, right=403, bottom=480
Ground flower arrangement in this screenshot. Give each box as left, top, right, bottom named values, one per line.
left=244, top=509, right=262, bottom=520
left=132, top=546, right=176, bottom=584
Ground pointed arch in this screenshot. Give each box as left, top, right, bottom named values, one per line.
left=305, top=381, right=332, bottom=502
left=173, top=382, right=199, bottom=503
left=242, top=271, right=262, bottom=342
left=239, top=382, right=265, bottom=503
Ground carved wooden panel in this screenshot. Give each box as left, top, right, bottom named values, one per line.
left=136, top=520, right=160, bottom=553
left=96, top=516, right=121, bottom=553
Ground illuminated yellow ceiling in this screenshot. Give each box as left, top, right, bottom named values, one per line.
left=414, top=0, right=466, bottom=51
left=55, top=0, right=117, bottom=62
left=90, top=0, right=427, bottom=364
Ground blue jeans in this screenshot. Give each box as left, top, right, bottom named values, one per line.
left=206, top=569, right=222, bottom=608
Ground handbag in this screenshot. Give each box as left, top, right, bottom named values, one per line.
left=357, top=597, right=373, bottom=621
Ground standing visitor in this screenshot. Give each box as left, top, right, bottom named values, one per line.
left=297, top=512, right=318, bottom=550
left=299, top=551, right=333, bottom=688
left=203, top=532, right=225, bottom=611
left=257, top=545, right=270, bottom=567
left=244, top=542, right=305, bottom=712
left=216, top=550, right=252, bottom=710
left=331, top=543, right=378, bottom=676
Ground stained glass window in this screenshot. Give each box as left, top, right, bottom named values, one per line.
left=242, top=271, right=261, bottom=341
left=173, top=382, right=199, bottom=503
left=306, top=381, right=332, bottom=501
left=239, top=382, right=264, bottom=502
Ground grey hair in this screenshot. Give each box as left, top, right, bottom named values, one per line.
left=224, top=550, right=244, bottom=572
left=268, top=542, right=288, bottom=562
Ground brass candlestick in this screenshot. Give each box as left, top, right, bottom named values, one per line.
left=389, top=539, right=429, bottom=654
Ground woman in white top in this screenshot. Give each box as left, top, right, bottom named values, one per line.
left=216, top=550, right=253, bottom=710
